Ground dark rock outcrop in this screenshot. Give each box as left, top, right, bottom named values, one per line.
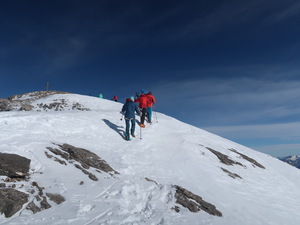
left=46, top=193, right=65, bottom=205
left=26, top=181, right=65, bottom=214
left=36, top=99, right=90, bottom=111
left=0, top=188, right=29, bottom=218
left=229, top=149, right=265, bottom=169
left=8, top=90, right=69, bottom=101
left=74, top=164, right=99, bottom=181
left=19, top=104, right=34, bottom=111
left=7, top=90, right=83, bottom=111
left=0, top=152, right=66, bottom=217
left=46, top=143, right=119, bottom=180
left=0, top=153, right=31, bottom=178
left=5, top=91, right=91, bottom=111
left=40, top=197, right=52, bottom=210
left=0, top=98, right=11, bottom=111
left=220, top=167, right=242, bottom=179
left=45, top=151, right=67, bottom=165
left=173, top=185, right=222, bottom=217
left=26, top=201, right=42, bottom=214
left=206, top=147, right=244, bottom=167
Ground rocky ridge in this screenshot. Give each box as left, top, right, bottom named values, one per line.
left=1, top=90, right=89, bottom=111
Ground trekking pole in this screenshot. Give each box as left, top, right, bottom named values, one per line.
left=139, top=112, right=142, bottom=139
left=153, top=105, right=158, bottom=123
left=154, top=111, right=158, bottom=123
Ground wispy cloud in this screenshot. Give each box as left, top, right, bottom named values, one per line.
left=151, top=66, right=300, bottom=157
left=255, top=143, right=300, bottom=157
left=153, top=67, right=300, bottom=126
left=204, top=122, right=300, bottom=140
left=39, top=36, right=87, bottom=73
left=262, top=1, right=300, bottom=24
left=203, top=122, right=300, bottom=157
left=175, top=0, right=300, bottom=39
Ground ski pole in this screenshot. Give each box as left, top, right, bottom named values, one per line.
left=153, top=105, right=158, bottom=123
left=154, top=111, right=158, bottom=123
left=120, top=114, right=123, bottom=121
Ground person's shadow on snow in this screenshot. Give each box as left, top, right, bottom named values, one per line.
left=102, top=119, right=125, bottom=139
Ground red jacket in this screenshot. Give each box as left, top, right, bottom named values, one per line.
left=135, top=94, right=149, bottom=108
left=146, top=94, right=156, bottom=107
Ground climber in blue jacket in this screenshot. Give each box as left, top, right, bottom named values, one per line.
left=121, top=97, right=140, bottom=141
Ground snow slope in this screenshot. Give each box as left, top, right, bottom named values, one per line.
left=1, top=93, right=300, bottom=225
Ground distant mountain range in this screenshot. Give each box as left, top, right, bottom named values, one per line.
left=279, top=155, right=300, bottom=168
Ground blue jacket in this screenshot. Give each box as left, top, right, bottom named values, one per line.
left=122, top=99, right=140, bottom=119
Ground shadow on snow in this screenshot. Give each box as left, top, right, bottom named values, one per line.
left=102, top=119, right=126, bottom=140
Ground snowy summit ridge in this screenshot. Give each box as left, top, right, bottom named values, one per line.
left=1, top=91, right=300, bottom=225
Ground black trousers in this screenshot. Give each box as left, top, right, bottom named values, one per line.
left=140, top=108, right=147, bottom=124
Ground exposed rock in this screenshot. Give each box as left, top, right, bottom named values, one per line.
left=7, top=91, right=92, bottom=111
left=74, top=164, right=98, bottom=181
left=0, top=99, right=11, bottom=111
left=8, top=90, right=69, bottom=101
left=206, top=147, right=244, bottom=167
left=37, top=99, right=90, bottom=111
left=221, top=167, right=242, bottom=179
left=44, top=151, right=67, bottom=165
left=40, top=197, right=52, bottom=210
left=145, top=177, right=158, bottom=185
left=46, top=143, right=119, bottom=177
left=171, top=206, right=180, bottom=212
left=0, top=188, right=29, bottom=218
left=24, top=181, right=65, bottom=215
left=19, top=104, right=34, bottom=111
left=229, top=148, right=265, bottom=169
left=60, top=144, right=118, bottom=174
left=173, top=185, right=222, bottom=217
left=26, top=201, right=41, bottom=214
left=32, top=181, right=44, bottom=196
left=47, top=147, right=69, bottom=160
left=46, top=193, right=65, bottom=204
left=7, top=91, right=69, bottom=111
left=38, top=102, right=64, bottom=111
left=0, top=153, right=31, bottom=178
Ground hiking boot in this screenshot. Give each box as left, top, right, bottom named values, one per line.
left=140, top=124, right=145, bottom=128
left=131, top=132, right=136, bottom=138
left=125, top=136, right=132, bottom=141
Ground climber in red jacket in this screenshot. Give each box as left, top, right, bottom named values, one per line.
left=135, top=94, right=149, bottom=128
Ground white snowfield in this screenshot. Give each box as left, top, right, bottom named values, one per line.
left=1, top=93, right=300, bottom=225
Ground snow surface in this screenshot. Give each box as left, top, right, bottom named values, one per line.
left=1, top=93, right=300, bottom=225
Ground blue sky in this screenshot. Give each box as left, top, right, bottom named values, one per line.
left=1, top=0, right=300, bottom=157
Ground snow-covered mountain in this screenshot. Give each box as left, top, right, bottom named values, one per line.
left=279, top=155, right=300, bottom=169
left=1, top=91, right=300, bottom=225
